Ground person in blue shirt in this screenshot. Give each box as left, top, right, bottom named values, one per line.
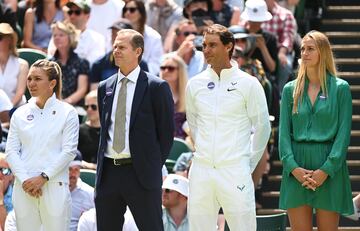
left=0, top=152, right=14, bottom=230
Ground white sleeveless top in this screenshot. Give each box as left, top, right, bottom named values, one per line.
left=0, top=55, right=21, bottom=103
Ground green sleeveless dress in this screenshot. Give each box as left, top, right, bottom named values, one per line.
left=278, top=74, right=354, bottom=215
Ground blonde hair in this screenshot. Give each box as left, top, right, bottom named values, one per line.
left=51, top=21, right=79, bottom=50
left=31, top=59, right=63, bottom=99
left=161, top=54, right=188, bottom=113
left=292, top=30, right=337, bottom=113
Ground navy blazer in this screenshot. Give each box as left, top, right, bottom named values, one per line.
left=96, top=70, right=174, bottom=190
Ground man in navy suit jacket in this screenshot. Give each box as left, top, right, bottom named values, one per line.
left=95, top=29, right=174, bottom=231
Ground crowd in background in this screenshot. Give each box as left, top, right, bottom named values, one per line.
left=0, top=0, right=329, bottom=230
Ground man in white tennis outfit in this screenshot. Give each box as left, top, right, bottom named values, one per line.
left=185, top=24, right=271, bottom=231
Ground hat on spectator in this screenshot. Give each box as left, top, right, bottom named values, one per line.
left=109, top=18, right=133, bottom=30
left=69, top=150, right=82, bottom=167
left=0, top=23, right=18, bottom=47
left=162, top=174, right=189, bottom=197
left=66, top=0, right=91, bottom=13
left=228, top=25, right=252, bottom=40
left=241, top=0, right=272, bottom=22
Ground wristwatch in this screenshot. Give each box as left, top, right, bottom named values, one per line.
left=40, top=172, right=49, bottom=181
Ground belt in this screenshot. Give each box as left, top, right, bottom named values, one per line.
left=105, top=157, right=132, bottom=166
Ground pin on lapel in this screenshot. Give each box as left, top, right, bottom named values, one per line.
left=27, top=114, right=34, bottom=121
left=319, top=95, right=327, bottom=100
left=106, top=88, right=113, bottom=96
left=207, top=82, right=215, bottom=90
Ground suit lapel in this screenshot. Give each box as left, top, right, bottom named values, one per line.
left=103, top=75, right=118, bottom=130
left=130, top=70, right=148, bottom=129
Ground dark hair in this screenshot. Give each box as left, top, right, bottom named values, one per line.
left=31, top=59, right=63, bottom=99
left=122, top=0, right=146, bottom=35
left=183, top=0, right=213, bottom=18
left=34, top=0, right=61, bottom=23
left=204, top=24, right=235, bottom=59
left=118, top=29, right=144, bottom=63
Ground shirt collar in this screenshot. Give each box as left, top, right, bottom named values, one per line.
left=164, top=208, right=188, bottom=227
left=208, top=60, right=239, bottom=79
left=117, top=65, right=140, bottom=84
left=29, top=93, right=57, bottom=110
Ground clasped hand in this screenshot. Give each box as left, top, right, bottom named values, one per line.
left=22, top=176, right=47, bottom=198
left=292, top=168, right=328, bottom=191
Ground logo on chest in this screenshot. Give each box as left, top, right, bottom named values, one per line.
left=27, top=114, right=34, bottom=121
left=227, top=82, right=237, bottom=92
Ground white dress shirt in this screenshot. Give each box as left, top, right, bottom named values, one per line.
left=77, top=207, right=138, bottom=231
left=5, top=94, right=79, bottom=183
left=143, top=25, right=163, bottom=75
left=106, top=66, right=140, bottom=158
left=74, top=29, right=106, bottom=67
left=0, top=89, right=12, bottom=112
left=87, top=0, right=124, bottom=52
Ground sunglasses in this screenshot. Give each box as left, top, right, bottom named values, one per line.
left=160, top=66, right=178, bottom=72
left=0, top=34, right=7, bottom=41
left=164, top=189, right=174, bottom=193
left=0, top=168, right=11, bottom=176
left=182, top=31, right=198, bottom=36
left=123, top=7, right=138, bottom=13
left=68, top=9, right=82, bottom=16
left=84, top=104, right=98, bottom=110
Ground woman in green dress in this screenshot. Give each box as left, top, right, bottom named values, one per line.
left=279, top=30, right=353, bottom=230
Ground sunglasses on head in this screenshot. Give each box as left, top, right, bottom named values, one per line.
left=0, top=168, right=11, bottom=176
left=182, top=31, right=198, bottom=36
left=164, top=189, right=173, bottom=193
left=84, top=104, right=98, bottom=110
left=123, top=7, right=138, bottom=13
left=68, top=9, right=82, bottom=16
left=160, top=66, right=178, bottom=72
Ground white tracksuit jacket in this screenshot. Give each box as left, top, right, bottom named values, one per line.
left=6, top=93, right=79, bottom=184
left=185, top=64, right=271, bottom=172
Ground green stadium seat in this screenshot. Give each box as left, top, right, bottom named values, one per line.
left=165, top=159, right=177, bottom=174
left=18, top=48, right=47, bottom=66
left=256, top=213, right=287, bottom=231
left=80, top=169, right=96, bottom=187
left=168, top=137, right=192, bottom=162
